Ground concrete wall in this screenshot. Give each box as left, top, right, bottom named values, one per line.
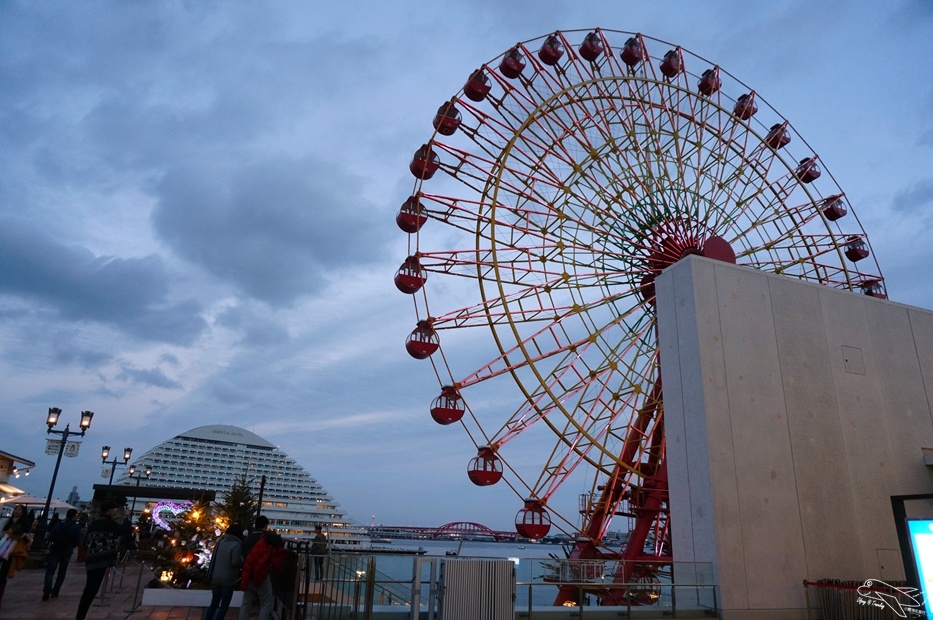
left=656, top=256, right=933, bottom=619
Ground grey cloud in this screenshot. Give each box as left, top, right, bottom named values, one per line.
left=214, top=304, right=290, bottom=347
left=53, top=347, right=114, bottom=369
left=159, top=352, right=181, bottom=367
left=892, top=178, right=933, bottom=214
left=117, top=365, right=183, bottom=390
left=152, top=157, right=388, bottom=306
left=0, top=218, right=207, bottom=344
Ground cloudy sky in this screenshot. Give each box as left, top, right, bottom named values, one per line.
left=2, top=1, right=932, bottom=531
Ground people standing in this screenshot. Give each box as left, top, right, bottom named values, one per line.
left=0, top=504, right=35, bottom=613
left=204, top=523, right=245, bottom=620
left=243, top=515, right=268, bottom=556
left=310, top=525, right=328, bottom=581
left=239, top=531, right=286, bottom=620
left=75, top=500, right=124, bottom=620
left=42, top=508, right=82, bottom=600
left=45, top=512, right=61, bottom=543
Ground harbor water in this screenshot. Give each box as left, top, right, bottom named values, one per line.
left=362, top=538, right=572, bottom=608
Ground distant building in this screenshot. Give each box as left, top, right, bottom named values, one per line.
left=115, top=424, right=368, bottom=548
left=66, top=486, right=80, bottom=507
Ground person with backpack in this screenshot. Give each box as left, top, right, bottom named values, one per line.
left=243, top=515, right=268, bottom=556
left=238, top=531, right=286, bottom=620
left=204, top=523, right=245, bottom=620
left=75, top=500, right=124, bottom=620
left=42, top=508, right=82, bottom=601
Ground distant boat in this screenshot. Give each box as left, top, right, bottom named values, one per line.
left=517, top=545, right=526, bottom=550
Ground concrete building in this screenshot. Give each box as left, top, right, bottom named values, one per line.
left=115, top=424, right=368, bottom=548
left=657, top=256, right=933, bottom=619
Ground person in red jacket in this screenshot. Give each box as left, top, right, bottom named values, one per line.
left=238, top=531, right=285, bottom=620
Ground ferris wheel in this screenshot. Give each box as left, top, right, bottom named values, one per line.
left=395, top=28, right=884, bottom=605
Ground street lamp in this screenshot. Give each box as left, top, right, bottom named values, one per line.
left=101, top=446, right=132, bottom=485
left=35, top=407, right=94, bottom=551
left=127, top=463, right=152, bottom=520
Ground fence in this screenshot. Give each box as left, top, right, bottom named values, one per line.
left=280, top=543, right=719, bottom=620
left=804, top=579, right=927, bottom=620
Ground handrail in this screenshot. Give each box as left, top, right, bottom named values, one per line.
left=287, top=550, right=720, bottom=619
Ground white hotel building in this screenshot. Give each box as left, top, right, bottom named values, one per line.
left=115, top=424, right=368, bottom=548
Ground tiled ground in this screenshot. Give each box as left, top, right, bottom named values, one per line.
left=0, top=558, right=205, bottom=620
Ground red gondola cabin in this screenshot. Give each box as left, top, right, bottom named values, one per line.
left=515, top=499, right=551, bottom=539
left=468, top=447, right=503, bottom=486
left=620, top=36, right=644, bottom=66
left=394, top=256, right=427, bottom=294
left=464, top=69, right=491, bottom=102
left=499, top=47, right=525, bottom=79
left=406, top=320, right=439, bottom=359
left=396, top=196, right=427, bottom=234
left=698, top=68, right=721, bottom=96
left=430, top=386, right=464, bottom=425
left=733, top=93, right=758, bottom=120
left=860, top=279, right=887, bottom=299
left=433, top=100, right=462, bottom=136
left=538, top=34, right=564, bottom=66
left=795, top=157, right=821, bottom=183
left=844, top=236, right=869, bottom=262
left=820, top=195, right=847, bottom=221
left=579, top=31, right=604, bottom=62
left=765, top=123, right=791, bottom=150
left=660, top=49, right=683, bottom=78
left=409, top=144, right=440, bottom=180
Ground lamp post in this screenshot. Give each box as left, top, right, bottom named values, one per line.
left=101, top=445, right=132, bottom=485
left=127, top=463, right=152, bottom=521
left=35, top=407, right=94, bottom=551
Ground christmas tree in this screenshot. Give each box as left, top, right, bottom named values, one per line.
left=217, top=473, right=259, bottom=531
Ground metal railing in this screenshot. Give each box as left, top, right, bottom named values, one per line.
left=804, top=579, right=925, bottom=620
left=283, top=547, right=719, bottom=620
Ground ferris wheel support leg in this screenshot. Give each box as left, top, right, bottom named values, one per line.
left=552, top=464, right=670, bottom=607
left=606, top=466, right=670, bottom=607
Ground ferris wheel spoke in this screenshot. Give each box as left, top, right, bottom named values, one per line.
left=454, top=304, right=655, bottom=427
left=495, top=355, right=657, bottom=474
left=706, top=160, right=782, bottom=236
left=699, top=129, right=770, bottom=226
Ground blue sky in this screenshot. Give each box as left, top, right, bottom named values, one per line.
left=1, top=1, right=931, bottom=531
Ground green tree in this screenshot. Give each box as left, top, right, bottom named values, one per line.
left=152, top=500, right=216, bottom=587
left=218, top=473, right=259, bottom=530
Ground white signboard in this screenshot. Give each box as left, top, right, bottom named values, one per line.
left=45, top=439, right=83, bottom=457
left=101, top=468, right=112, bottom=479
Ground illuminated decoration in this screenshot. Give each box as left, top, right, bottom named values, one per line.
left=195, top=543, right=212, bottom=569
left=152, top=500, right=193, bottom=531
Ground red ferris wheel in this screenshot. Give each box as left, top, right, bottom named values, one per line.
left=395, top=28, right=884, bottom=605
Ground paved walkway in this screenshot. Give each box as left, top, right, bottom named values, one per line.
left=0, top=557, right=205, bottom=620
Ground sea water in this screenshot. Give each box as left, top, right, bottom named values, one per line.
left=364, top=538, right=569, bottom=608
